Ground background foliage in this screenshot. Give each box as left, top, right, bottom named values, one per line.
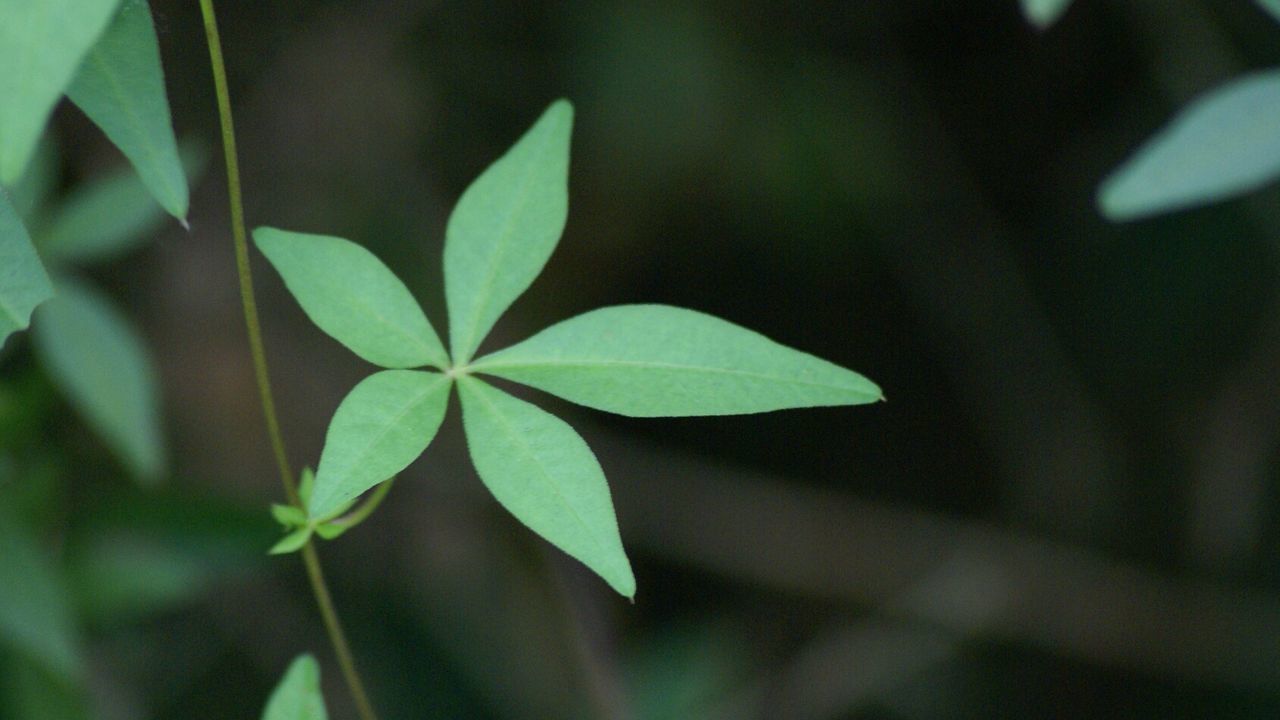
left=4, top=0, right=1280, bottom=717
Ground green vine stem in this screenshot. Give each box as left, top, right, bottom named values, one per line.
left=196, top=2, right=379, bottom=719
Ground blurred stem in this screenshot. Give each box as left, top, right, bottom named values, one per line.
left=197, top=3, right=379, bottom=720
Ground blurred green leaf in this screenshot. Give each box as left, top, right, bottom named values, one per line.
left=68, top=534, right=210, bottom=626
left=0, top=508, right=80, bottom=679
left=308, top=371, right=450, bottom=519
left=37, top=143, right=204, bottom=265
left=0, top=0, right=121, bottom=183
left=445, top=100, right=573, bottom=364
left=1258, top=0, right=1280, bottom=23
left=6, top=135, right=59, bottom=222
left=473, top=304, right=882, bottom=416
left=1021, top=0, right=1075, bottom=29
left=298, top=467, right=316, bottom=506
left=1, top=654, right=86, bottom=720
left=1099, top=70, right=1280, bottom=221
left=313, top=522, right=348, bottom=540
left=457, top=375, right=634, bottom=598
left=254, top=227, right=448, bottom=370
left=66, top=0, right=188, bottom=220
left=31, top=277, right=164, bottom=482
left=0, top=192, right=53, bottom=350
left=262, top=654, right=329, bottom=720
left=269, top=527, right=312, bottom=555
left=272, top=504, right=307, bottom=527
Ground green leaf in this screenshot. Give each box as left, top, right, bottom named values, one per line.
left=1, top=658, right=87, bottom=720
left=0, top=507, right=80, bottom=679
left=6, top=135, right=59, bottom=221
left=271, top=504, right=307, bottom=528
left=313, top=522, right=349, bottom=541
left=472, top=304, right=883, bottom=416
left=65, top=0, right=188, bottom=220
left=262, top=654, right=328, bottom=720
left=1020, top=0, right=1075, bottom=29
left=31, top=277, right=165, bottom=482
left=457, top=375, right=634, bottom=597
left=0, top=0, right=121, bottom=183
left=1258, top=0, right=1280, bottom=23
left=298, top=467, right=316, bottom=506
left=308, top=370, right=451, bottom=519
left=268, top=528, right=312, bottom=556
left=254, top=227, right=448, bottom=369
left=445, top=100, right=574, bottom=364
left=36, top=148, right=195, bottom=264
left=1099, top=70, right=1280, bottom=221
left=0, top=192, right=54, bottom=349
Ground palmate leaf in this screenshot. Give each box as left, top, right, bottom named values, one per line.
left=0, top=192, right=54, bottom=349
left=31, top=277, right=165, bottom=483
left=1020, top=0, right=1075, bottom=29
left=1099, top=70, right=1280, bottom=221
left=472, top=304, right=882, bottom=416
left=262, top=655, right=328, bottom=720
left=445, top=100, right=573, bottom=364
left=457, top=375, right=634, bottom=598
left=0, top=0, right=121, bottom=184
left=66, top=0, right=188, bottom=220
left=308, top=371, right=450, bottom=519
left=255, top=228, right=448, bottom=370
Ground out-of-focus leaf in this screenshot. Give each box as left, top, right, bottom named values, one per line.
left=0, top=192, right=53, bottom=349
left=0, top=0, right=121, bottom=183
left=1257, top=0, right=1280, bottom=23
left=0, top=507, right=80, bottom=679
left=6, top=136, right=59, bottom=221
left=68, top=534, right=210, bottom=626
left=1020, top=0, right=1075, bottom=29
left=272, top=504, right=307, bottom=527
left=268, top=528, right=312, bottom=556
left=444, top=100, right=573, bottom=364
left=1, top=655, right=86, bottom=720
left=457, top=375, right=634, bottom=598
left=38, top=143, right=204, bottom=265
left=254, top=227, right=448, bottom=370
left=262, top=654, right=329, bottom=720
left=473, top=304, right=883, bottom=416
left=31, top=277, right=165, bottom=482
left=1099, top=70, right=1280, bottom=221
left=308, top=371, right=450, bottom=519
left=66, top=0, right=187, bottom=220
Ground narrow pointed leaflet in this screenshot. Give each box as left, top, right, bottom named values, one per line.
left=308, top=371, right=450, bottom=519
left=457, top=375, right=634, bottom=598
left=445, top=100, right=572, bottom=364
left=255, top=228, right=448, bottom=369
left=472, top=305, right=883, bottom=416
left=66, top=0, right=189, bottom=220
left=0, top=0, right=121, bottom=183
left=1099, top=70, right=1280, bottom=221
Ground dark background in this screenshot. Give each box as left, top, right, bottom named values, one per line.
left=9, top=0, right=1280, bottom=717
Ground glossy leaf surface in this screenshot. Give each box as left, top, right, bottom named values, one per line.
left=0, top=0, right=120, bottom=183
left=262, top=655, right=328, bottom=720
left=0, top=192, right=53, bottom=348
left=66, top=0, right=188, bottom=219
left=255, top=227, right=448, bottom=369
left=309, top=370, right=451, bottom=519
left=444, top=100, right=573, bottom=363
left=1099, top=70, right=1280, bottom=220
left=457, top=375, right=634, bottom=597
left=473, top=304, right=883, bottom=416
left=31, top=278, right=164, bottom=482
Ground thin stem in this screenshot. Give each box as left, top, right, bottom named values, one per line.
left=196, top=3, right=379, bottom=719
